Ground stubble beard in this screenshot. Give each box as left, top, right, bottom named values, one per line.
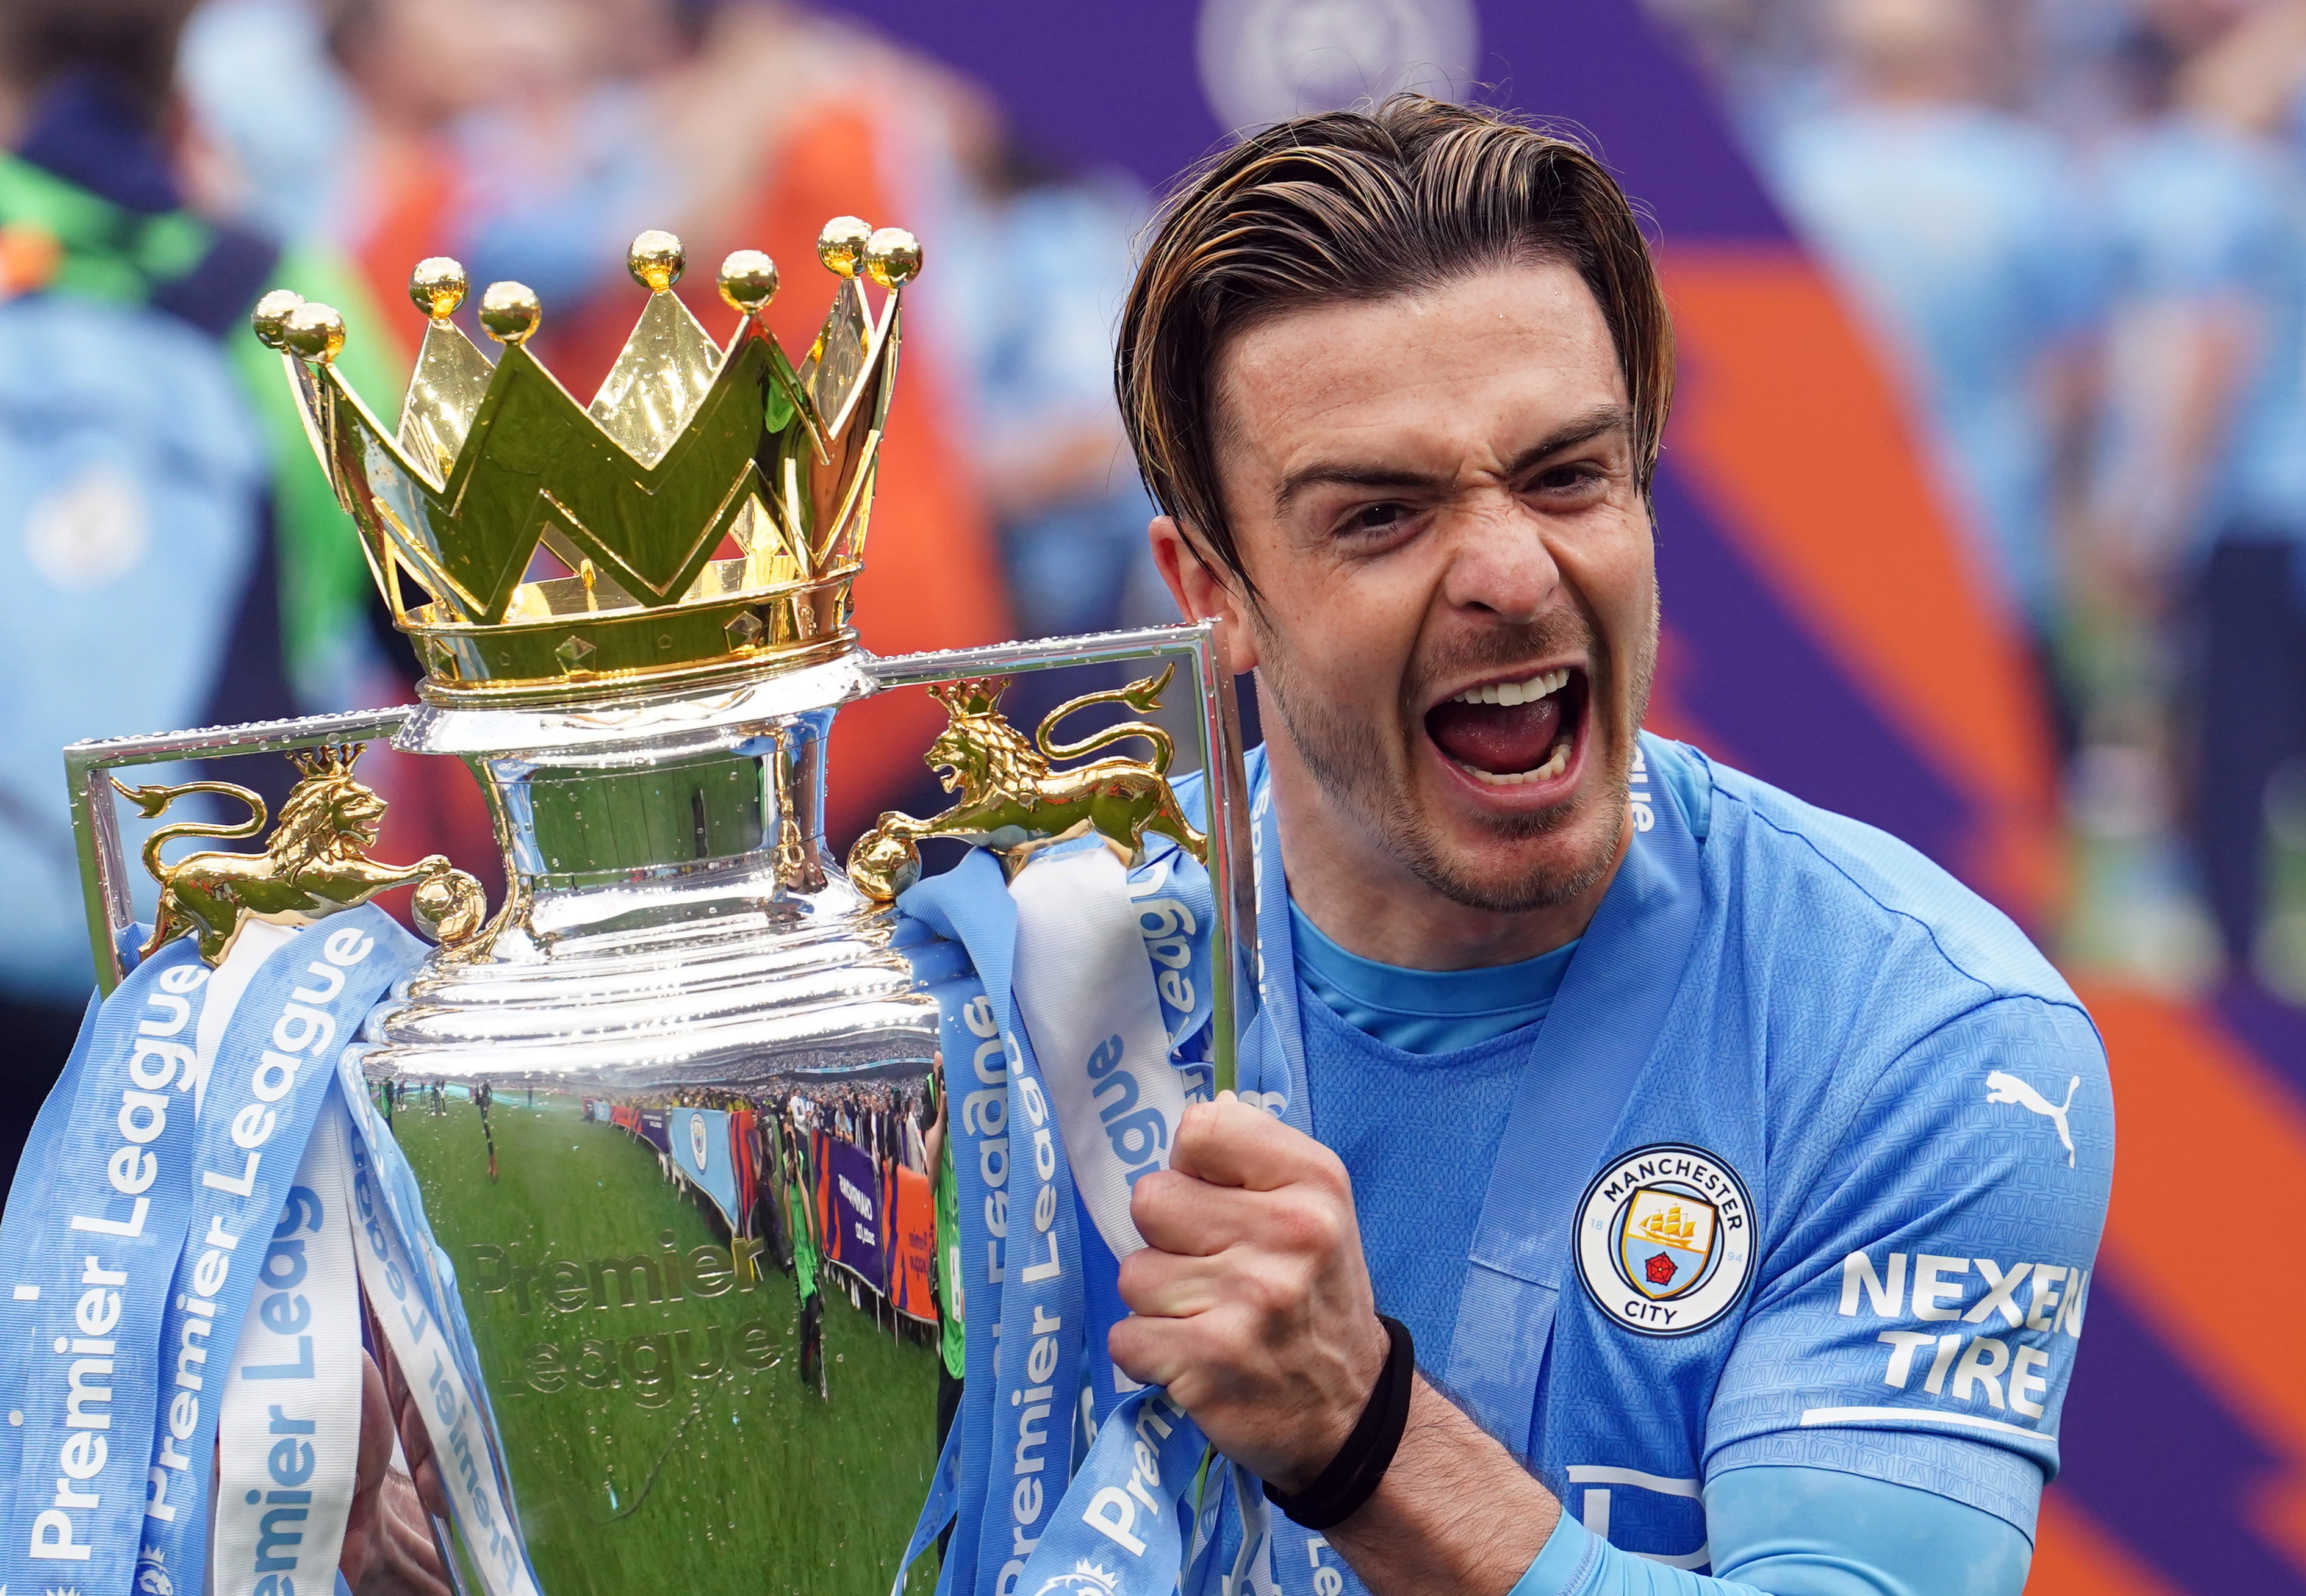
left=1255, top=609, right=1657, bottom=915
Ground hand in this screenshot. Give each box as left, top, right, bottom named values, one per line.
left=340, top=1352, right=452, bottom=1596
left=1108, top=1093, right=1390, bottom=1491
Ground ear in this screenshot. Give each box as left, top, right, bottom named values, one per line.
left=1149, top=516, right=1262, bottom=675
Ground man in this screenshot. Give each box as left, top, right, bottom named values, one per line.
left=354, top=93, right=2106, bottom=1596
left=1091, top=96, right=2108, bottom=1594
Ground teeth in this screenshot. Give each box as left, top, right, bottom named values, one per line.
left=1449, top=667, right=1568, bottom=707
left=1464, top=736, right=1572, bottom=786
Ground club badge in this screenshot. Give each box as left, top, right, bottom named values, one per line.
left=1576, top=1143, right=1755, bottom=1337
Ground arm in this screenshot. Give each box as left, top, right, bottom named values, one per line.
left=1509, top=1466, right=2028, bottom=1596
left=1112, top=1056, right=2089, bottom=1596
left=1110, top=1093, right=1556, bottom=1595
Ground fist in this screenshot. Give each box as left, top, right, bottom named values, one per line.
left=1107, top=1093, right=1388, bottom=1491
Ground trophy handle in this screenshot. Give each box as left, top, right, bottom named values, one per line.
left=65, top=706, right=415, bottom=995
left=861, top=619, right=1260, bottom=1094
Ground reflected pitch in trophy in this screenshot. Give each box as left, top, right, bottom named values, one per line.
left=62, top=221, right=1255, bottom=1596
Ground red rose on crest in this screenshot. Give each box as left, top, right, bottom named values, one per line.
left=1644, top=1251, right=1677, bottom=1286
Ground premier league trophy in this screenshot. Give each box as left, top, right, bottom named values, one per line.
left=52, top=221, right=1254, bottom=1596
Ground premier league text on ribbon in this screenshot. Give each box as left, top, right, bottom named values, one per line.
left=21, top=946, right=212, bottom=1570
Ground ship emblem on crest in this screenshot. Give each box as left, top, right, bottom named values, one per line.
left=1620, top=1188, right=1717, bottom=1299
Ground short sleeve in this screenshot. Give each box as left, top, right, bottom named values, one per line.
left=1701, top=994, right=2111, bottom=1538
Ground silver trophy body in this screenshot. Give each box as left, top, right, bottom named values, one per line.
left=67, top=625, right=1250, bottom=1596
left=60, top=229, right=1254, bottom=1594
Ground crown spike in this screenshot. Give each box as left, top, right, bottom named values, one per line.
left=818, top=216, right=872, bottom=278
left=864, top=228, right=922, bottom=289
left=251, top=289, right=304, bottom=350
left=479, top=281, right=542, bottom=345
left=281, top=301, right=347, bottom=365
left=409, top=257, right=468, bottom=320
left=628, top=231, right=685, bottom=293
left=718, top=251, right=778, bottom=315
left=261, top=214, right=913, bottom=699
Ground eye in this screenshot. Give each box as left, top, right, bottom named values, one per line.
left=1341, top=501, right=1409, bottom=536
left=1532, top=462, right=1603, bottom=493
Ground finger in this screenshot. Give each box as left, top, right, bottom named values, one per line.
left=1168, top=1096, right=1338, bottom=1193
left=1116, top=1245, right=1230, bottom=1319
left=1128, top=1168, right=1267, bottom=1257
left=1107, top=1312, right=1194, bottom=1390
left=354, top=1354, right=393, bottom=1500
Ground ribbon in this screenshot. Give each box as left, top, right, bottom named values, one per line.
left=0, top=907, right=426, bottom=1596
left=210, top=1086, right=366, bottom=1596
left=139, top=911, right=420, bottom=1596
left=1, top=936, right=214, bottom=1592
left=333, top=1074, right=541, bottom=1596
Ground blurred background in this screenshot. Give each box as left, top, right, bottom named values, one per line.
left=0, top=0, right=2296, bottom=1586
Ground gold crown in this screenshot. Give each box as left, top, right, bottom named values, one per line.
left=254, top=218, right=920, bottom=703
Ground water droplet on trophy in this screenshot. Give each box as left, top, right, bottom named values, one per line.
left=480, top=281, right=543, bottom=345
left=280, top=301, right=347, bottom=364
left=717, top=250, right=778, bottom=315
left=864, top=227, right=922, bottom=289
left=628, top=229, right=686, bottom=293
left=817, top=214, right=873, bottom=278
left=414, top=868, right=486, bottom=945
left=409, top=256, right=468, bottom=320
left=250, top=289, right=304, bottom=350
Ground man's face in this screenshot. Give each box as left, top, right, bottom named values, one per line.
left=1207, top=262, right=1658, bottom=913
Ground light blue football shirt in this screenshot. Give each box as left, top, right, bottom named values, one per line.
left=1210, top=735, right=2110, bottom=1591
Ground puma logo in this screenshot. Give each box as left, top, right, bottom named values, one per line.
left=1985, top=1070, right=2079, bottom=1168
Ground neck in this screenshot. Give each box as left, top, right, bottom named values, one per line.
left=1264, top=725, right=1629, bottom=973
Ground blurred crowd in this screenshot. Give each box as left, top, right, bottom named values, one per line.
left=10, top=0, right=2306, bottom=1105
left=0, top=0, right=1165, bottom=1104
left=1665, top=0, right=2306, bottom=1001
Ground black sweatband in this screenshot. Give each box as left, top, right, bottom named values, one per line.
left=1263, top=1314, right=1414, bottom=1530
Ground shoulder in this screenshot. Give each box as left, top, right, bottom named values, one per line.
left=1670, top=737, right=2078, bottom=1019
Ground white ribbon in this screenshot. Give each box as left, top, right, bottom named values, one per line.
left=337, top=1107, right=541, bottom=1596
left=1010, top=845, right=1188, bottom=1259
left=212, top=1098, right=364, bottom=1596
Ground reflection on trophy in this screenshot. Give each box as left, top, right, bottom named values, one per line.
left=61, top=219, right=1252, bottom=1596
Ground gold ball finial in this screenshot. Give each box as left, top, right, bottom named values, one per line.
left=864, top=227, right=922, bottom=289
left=817, top=215, right=872, bottom=278
left=478, top=281, right=542, bottom=345
left=251, top=289, right=305, bottom=350
left=279, top=301, right=347, bottom=364
left=408, top=257, right=467, bottom=319
left=627, top=230, right=685, bottom=293
left=717, top=250, right=779, bottom=315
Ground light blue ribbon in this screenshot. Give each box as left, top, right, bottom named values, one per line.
left=0, top=936, right=212, bottom=1595
left=138, top=908, right=425, bottom=1596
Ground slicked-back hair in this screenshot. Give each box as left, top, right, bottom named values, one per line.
left=1117, top=94, right=1674, bottom=597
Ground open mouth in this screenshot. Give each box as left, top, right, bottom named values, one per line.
left=1422, top=666, right=1587, bottom=788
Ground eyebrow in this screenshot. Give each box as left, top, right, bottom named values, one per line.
left=1271, top=403, right=1636, bottom=516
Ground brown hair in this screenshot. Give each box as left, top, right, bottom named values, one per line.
left=1117, top=94, right=1674, bottom=595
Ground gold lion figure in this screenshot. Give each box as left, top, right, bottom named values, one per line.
left=120, top=743, right=481, bottom=963
left=847, top=663, right=1207, bottom=901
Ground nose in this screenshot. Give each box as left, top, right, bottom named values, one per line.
left=1437, top=497, right=1561, bottom=625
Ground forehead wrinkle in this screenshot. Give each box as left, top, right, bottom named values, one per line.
left=1210, top=262, right=1623, bottom=534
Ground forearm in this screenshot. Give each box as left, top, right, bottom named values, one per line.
left=1323, top=1377, right=1559, bottom=1596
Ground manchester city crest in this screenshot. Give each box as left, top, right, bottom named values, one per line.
left=1576, top=1143, right=1755, bottom=1337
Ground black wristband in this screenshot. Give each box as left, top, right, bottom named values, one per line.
left=1263, top=1314, right=1414, bottom=1531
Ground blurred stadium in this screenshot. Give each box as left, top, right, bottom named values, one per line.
left=0, top=0, right=2298, bottom=1587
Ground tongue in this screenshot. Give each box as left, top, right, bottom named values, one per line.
left=1426, top=696, right=1564, bottom=775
